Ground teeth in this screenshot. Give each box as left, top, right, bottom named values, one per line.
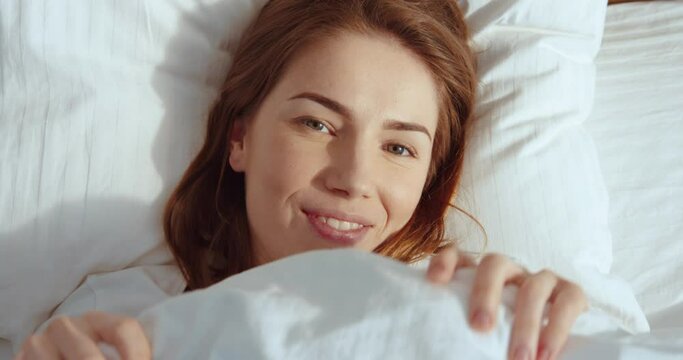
left=327, top=218, right=341, bottom=229
left=316, top=216, right=363, bottom=231
left=339, top=221, right=353, bottom=231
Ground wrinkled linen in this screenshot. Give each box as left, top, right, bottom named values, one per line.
left=135, top=249, right=679, bottom=359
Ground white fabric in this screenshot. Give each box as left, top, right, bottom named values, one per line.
left=146, top=250, right=517, bottom=359
left=4, top=264, right=184, bottom=356
left=585, top=2, right=683, bottom=317
left=0, top=0, right=648, bottom=346
left=0, top=0, right=268, bottom=343
left=446, top=0, right=648, bottom=333
left=135, top=250, right=680, bottom=359
left=6, top=251, right=682, bottom=359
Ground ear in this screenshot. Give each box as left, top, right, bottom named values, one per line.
left=228, top=119, right=247, bottom=172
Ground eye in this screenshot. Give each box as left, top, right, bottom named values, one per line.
left=386, top=143, right=416, bottom=158
left=302, top=118, right=332, bottom=134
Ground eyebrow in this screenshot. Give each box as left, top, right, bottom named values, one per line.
left=288, top=92, right=432, bottom=141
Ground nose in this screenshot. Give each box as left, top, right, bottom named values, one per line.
left=323, top=136, right=374, bottom=199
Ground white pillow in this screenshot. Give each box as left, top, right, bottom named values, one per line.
left=444, top=0, right=648, bottom=333
left=585, top=2, right=683, bottom=316
left=0, top=0, right=647, bottom=345
left=0, top=0, right=268, bottom=343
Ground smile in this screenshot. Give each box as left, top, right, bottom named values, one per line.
left=302, top=209, right=372, bottom=246
left=314, top=216, right=365, bottom=231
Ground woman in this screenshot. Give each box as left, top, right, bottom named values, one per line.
left=17, top=1, right=587, bottom=360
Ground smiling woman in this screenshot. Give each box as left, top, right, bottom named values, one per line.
left=15, top=1, right=596, bottom=360
left=164, top=0, right=478, bottom=291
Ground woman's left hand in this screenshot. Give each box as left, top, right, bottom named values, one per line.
left=425, top=244, right=588, bottom=360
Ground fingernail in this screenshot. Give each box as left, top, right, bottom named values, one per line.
left=537, top=345, right=551, bottom=360
left=513, top=345, right=530, bottom=360
left=471, top=309, right=491, bottom=330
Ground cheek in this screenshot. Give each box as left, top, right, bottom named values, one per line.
left=382, top=165, right=429, bottom=231
left=247, top=126, right=322, bottom=205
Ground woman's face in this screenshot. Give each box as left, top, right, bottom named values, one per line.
left=229, top=31, right=440, bottom=265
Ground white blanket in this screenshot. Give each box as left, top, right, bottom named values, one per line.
left=135, top=249, right=682, bottom=359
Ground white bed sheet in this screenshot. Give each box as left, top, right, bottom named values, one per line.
left=577, top=1, right=683, bottom=355
left=586, top=0, right=683, bottom=317
left=5, top=333, right=681, bottom=359
left=581, top=303, right=683, bottom=358
left=135, top=250, right=683, bottom=359
left=2, top=252, right=682, bottom=360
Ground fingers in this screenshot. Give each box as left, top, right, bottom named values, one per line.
left=535, top=283, right=588, bottom=360
left=426, top=244, right=475, bottom=285
left=429, top=248, right=586, bottom=360
left=469, top=253, right=526, bottom=332
left=44, top=316, right=104, bottom=359
left=19, top=311, right=151, bottom=360
left=508, top=270, right=557, bottom=360
left=84, top=311, right=152, bottom=360
left=19, top=334, right=60, bottom=360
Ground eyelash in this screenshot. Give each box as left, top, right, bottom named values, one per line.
left=385, top=143, right=417, bottom=158
left=298, top=117, right=418, bottom=158
left=301, top=117, right=334, bottom=134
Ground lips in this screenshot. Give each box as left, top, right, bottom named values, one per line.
left=302, top=209, right=373, bottom=246
left=303, top=208, right=373, bottom=227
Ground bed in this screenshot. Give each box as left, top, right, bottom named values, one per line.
left=1, top=0, right=682, bottom=358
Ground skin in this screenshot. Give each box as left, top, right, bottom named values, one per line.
left=229, top=31, right=438, bottom=265
left=16, top=32, right=587, bottom=360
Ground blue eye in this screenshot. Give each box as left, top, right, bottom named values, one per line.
left=386, top=143, right=415, bottom=157
left=303, top=118, right=331, bottom=134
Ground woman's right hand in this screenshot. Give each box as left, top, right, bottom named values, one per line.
left=15, top=311, right=151, bottom=360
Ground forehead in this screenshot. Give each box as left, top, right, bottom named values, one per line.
left=271, top=31, right=440, bottom=130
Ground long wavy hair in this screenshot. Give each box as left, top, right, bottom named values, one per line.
left=164, top=0, right=477, bottom=291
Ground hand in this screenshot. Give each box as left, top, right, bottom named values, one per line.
left=425, top=244, right=588, bottom=360
left=15, top=311, right=151, bottom=360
